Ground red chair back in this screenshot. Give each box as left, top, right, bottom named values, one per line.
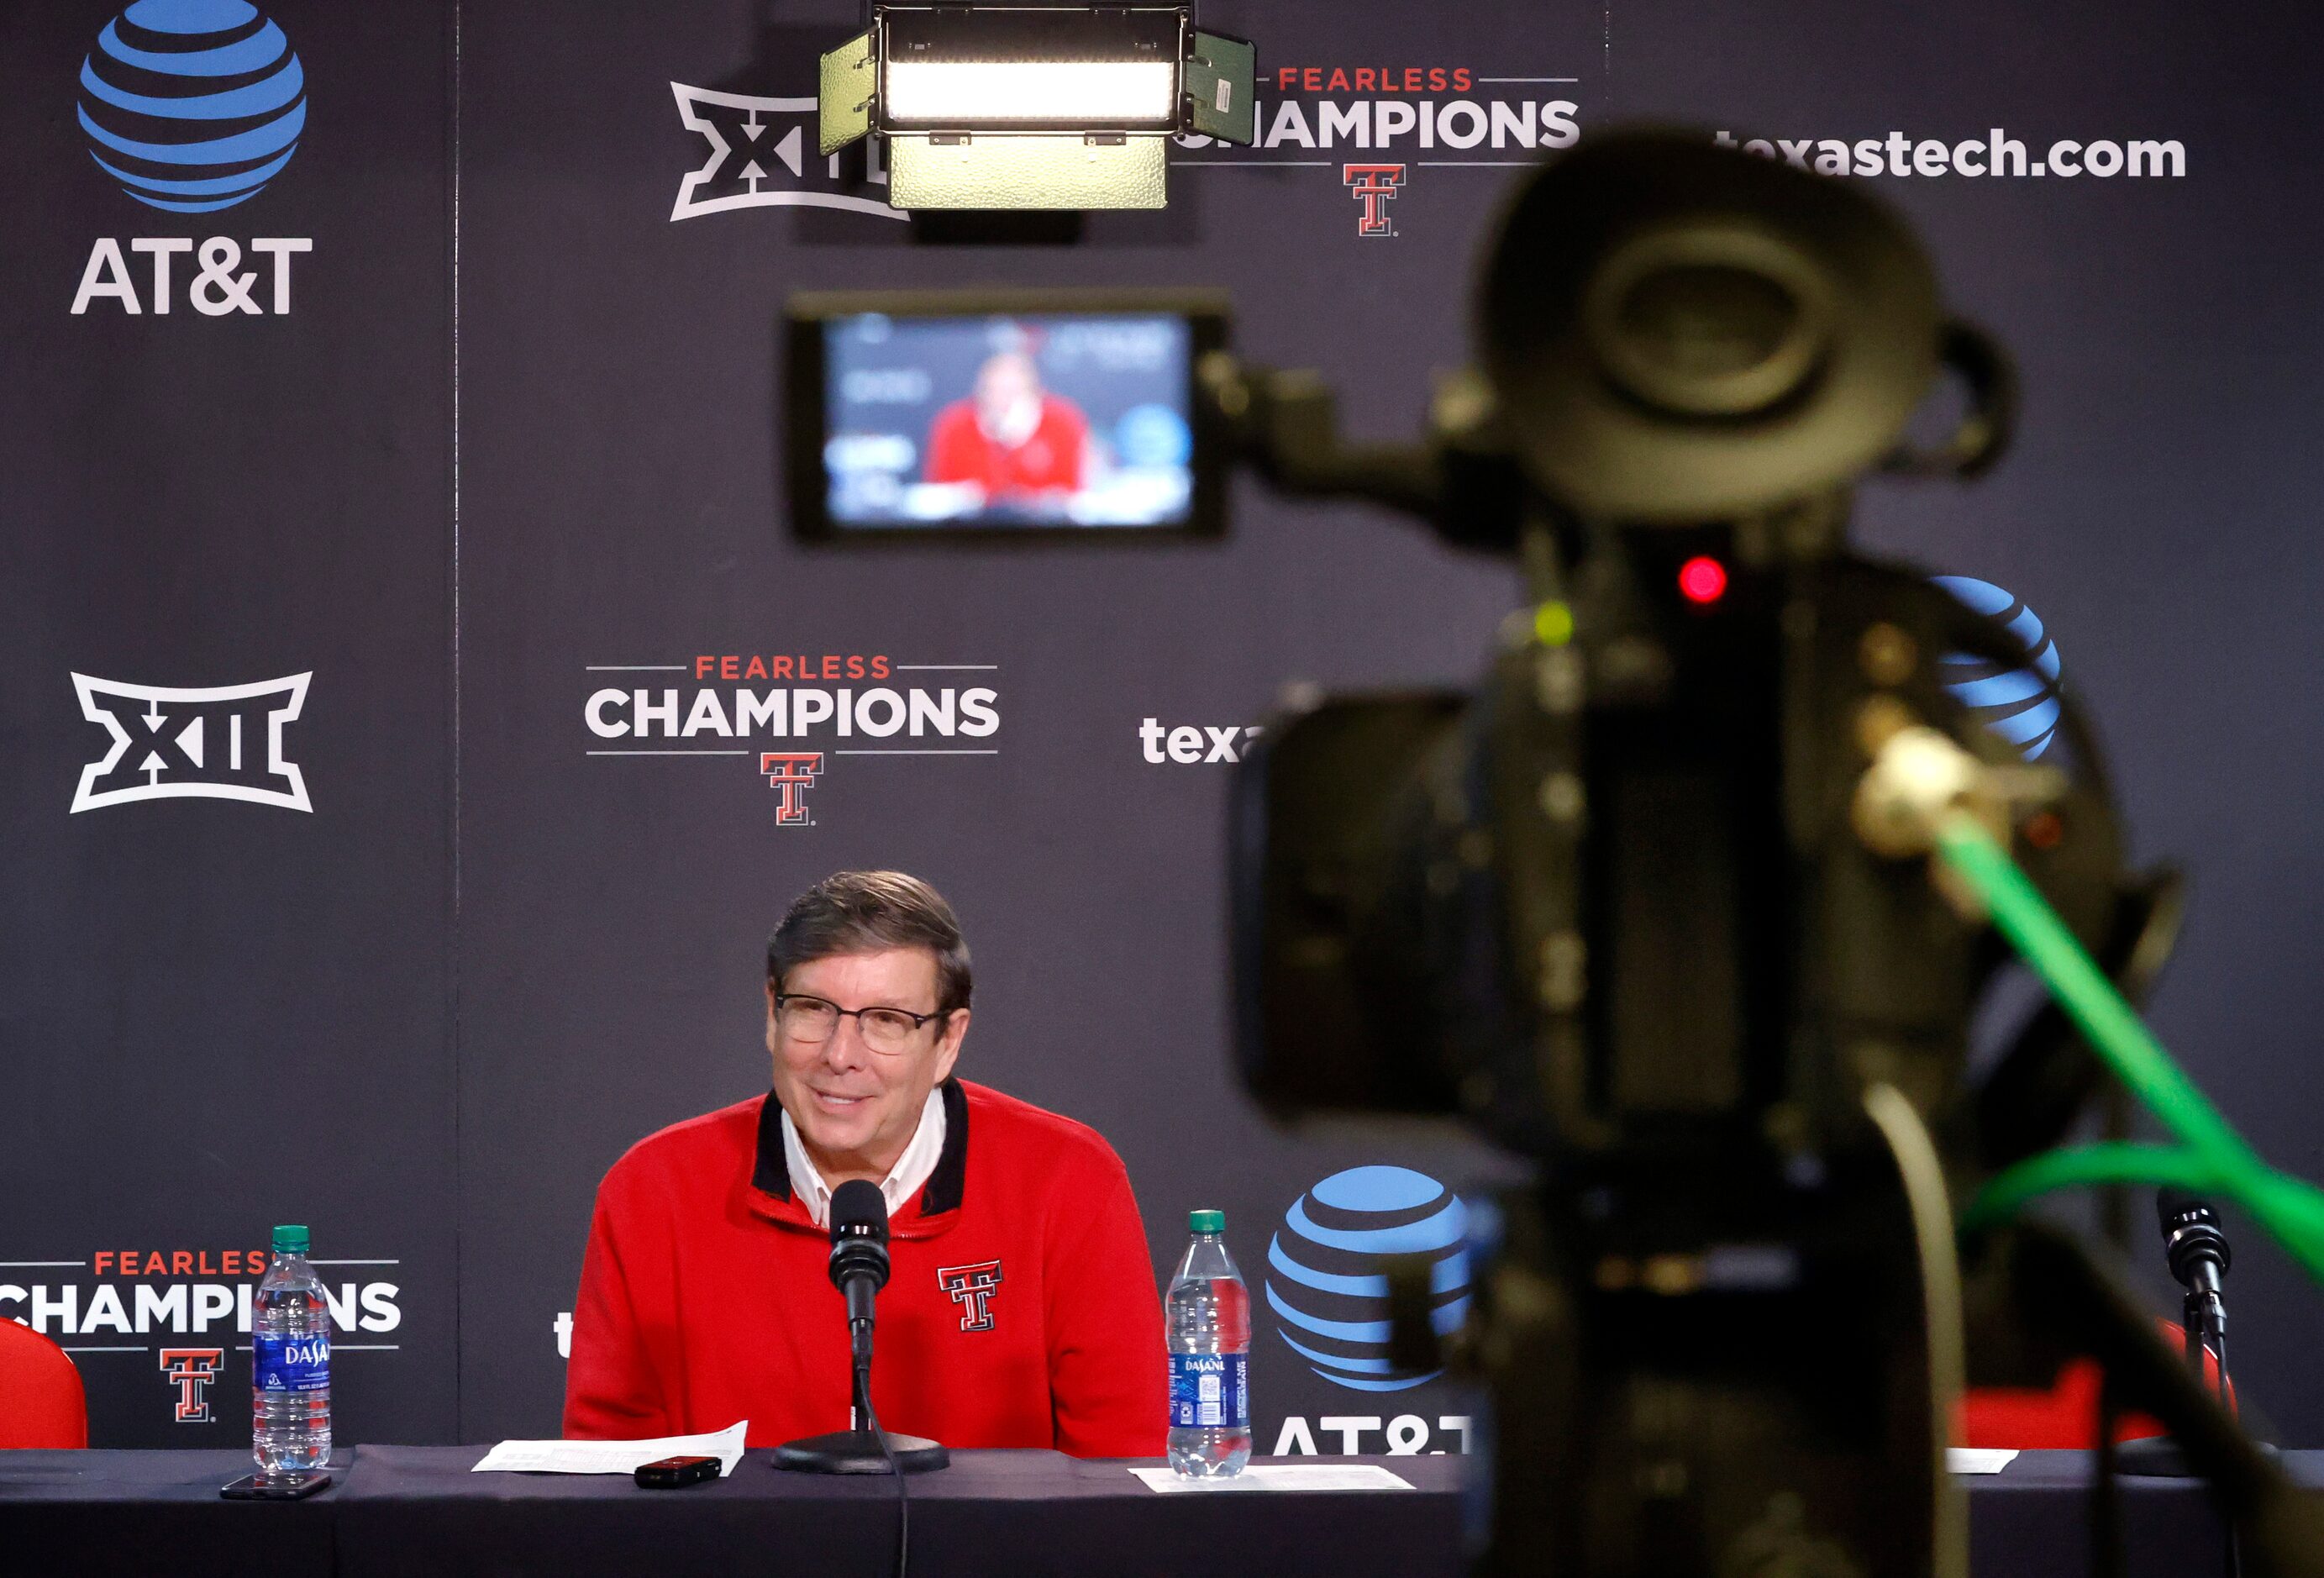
left=1961, top=1318, right=2233, bottom=1449
left=0, top=1321, right=88, bottom=1448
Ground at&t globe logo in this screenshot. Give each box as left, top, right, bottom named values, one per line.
left=1266, top=1166, right=1470, bottom=1391
left=1933, top=576, right=2064, bottom=760
left=79, top=0, right=306, bottom=213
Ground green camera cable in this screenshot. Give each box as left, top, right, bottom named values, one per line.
left=1938, top=814, right=2324, bottom=1280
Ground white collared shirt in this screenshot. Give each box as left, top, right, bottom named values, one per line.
left=779, top=1086, right=948, bottom=1229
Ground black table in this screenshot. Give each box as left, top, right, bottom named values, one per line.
left=3, top=1447, right=2314, bottom=1578
left=1, top=1448, right=344, bottom=1577
left=339, top=1448, right=1464, bottom=1578
left=1, top=1449, right=1464, bottom=1578
left=1968, top=1450, right=2300, bottom=1578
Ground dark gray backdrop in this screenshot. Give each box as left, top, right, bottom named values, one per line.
left=0, top=0, right=454, bottom=1446
left=4, top=0, right=2320, bottom=1453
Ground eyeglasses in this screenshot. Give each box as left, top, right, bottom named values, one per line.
left=774, top=993, right=949, bottom=1055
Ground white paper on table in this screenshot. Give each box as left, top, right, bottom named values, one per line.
left=471, top=1420, right=749, bottom=1477
left=1948, top=1448, right=2020, bottom=1475
left=1129, top=1464, right=1414, bottom=1493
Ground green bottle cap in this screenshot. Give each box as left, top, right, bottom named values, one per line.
left=271, top=1224, right=310, bottom=1255
left=1189, top=1209, right=1225, bottom=1233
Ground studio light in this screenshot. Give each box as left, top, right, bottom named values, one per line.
left=820, top=6, right=1256, bottom=211
left=883, top=60, right=1179, bottom=126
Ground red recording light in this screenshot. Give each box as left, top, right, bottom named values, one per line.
left=1677, top=556, right=1728, bottom=605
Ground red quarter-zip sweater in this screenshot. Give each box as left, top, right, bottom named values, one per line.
left=562, top=1077, right=1167, bottom=1457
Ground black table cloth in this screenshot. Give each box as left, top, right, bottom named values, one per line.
left=1, top=1448, right=344, bottom=1577
left=3, top=1446, right=2315, bottom=1578
left=338, top=1448, right=1464, bottom=1577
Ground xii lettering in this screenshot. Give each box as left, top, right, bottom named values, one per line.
left=669, top=83, right=901, bottom=223
left=71, top=673, right=313, bottom=813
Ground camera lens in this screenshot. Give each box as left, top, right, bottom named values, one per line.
left=1617, top=264, right=1799, bottom=381
left=1584, top=226, right=1832, bottom=418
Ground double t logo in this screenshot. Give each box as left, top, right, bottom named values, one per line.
left=159, top=1348, right=223, bottom=1423
left=760, top=751, right=823, bottom=825
left=938, top=1260, right=1003, bottom=1333
left=1343, top=164, right=1406, bottom=236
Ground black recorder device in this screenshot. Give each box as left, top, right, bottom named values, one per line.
left=634, top=1454, right=722, bottom=1489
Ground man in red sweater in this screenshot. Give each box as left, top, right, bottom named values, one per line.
left=563, top=871, right=1166, bottom=1456
left=923, top=348, right=1091, bottom=505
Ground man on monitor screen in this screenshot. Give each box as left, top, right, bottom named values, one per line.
left=923, top=346, right=1091, bottom=503
left=563, top=871, right=1166, bottom=1455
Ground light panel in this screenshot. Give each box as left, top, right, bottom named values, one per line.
left=883, top=60, right=1178, bottom=127
left=817, top=6, right=1255, bottom=211
left=886, top=133, right=1165, bottom=209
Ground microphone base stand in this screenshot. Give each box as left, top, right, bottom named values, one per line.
left=772, top=1428, right=951, bottom=1475
left=2120, top=1291, right=2259, bottom=1481
left=774, top=1349, right=951, bottom=1475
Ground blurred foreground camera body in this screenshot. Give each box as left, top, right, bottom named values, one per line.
left=1219, top=133, right=2144, bottom=1578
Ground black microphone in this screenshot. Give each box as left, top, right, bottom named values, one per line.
left=2136, top=1189, right=2248, bottom=1510
left=2157, top=1188, right=2230, bottom=1299
left=828, top=1179, right=891, bottom=1366
left=776, top=1176, right=945, bottom=1481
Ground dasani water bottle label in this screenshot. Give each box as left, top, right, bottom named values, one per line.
left=1169, top=1352, right=1248, bottom=1429
left=254, top=1333, right=330, bottom=1393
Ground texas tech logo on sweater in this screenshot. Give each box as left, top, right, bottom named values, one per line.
left=938, top=1260, right=1002, bottom=1332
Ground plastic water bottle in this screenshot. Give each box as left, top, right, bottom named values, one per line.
left=252, top=1224, right=331, bottom=1473
left=1167, top=1208, right=1252, bottom=1479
